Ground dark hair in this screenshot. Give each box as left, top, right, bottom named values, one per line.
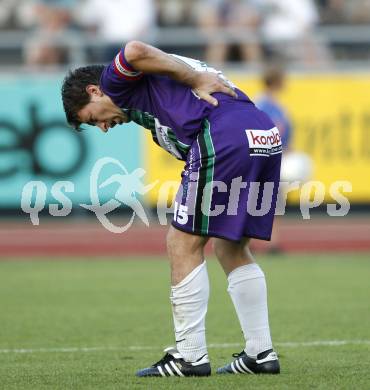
left=263, top=66, right=285, bottom=89
left=61, top=65, right=105, bottom=130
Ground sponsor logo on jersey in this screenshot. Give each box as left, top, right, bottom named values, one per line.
left=245, top=127, right=282, bottom=156
left=154, top=118, right=183, bottom=160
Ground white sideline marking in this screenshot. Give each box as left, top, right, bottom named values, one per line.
left=0, top=340, right=369, bottom=354
left=210, top=340, right=370, bottom=348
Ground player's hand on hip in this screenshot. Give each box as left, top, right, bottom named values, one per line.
left=192, top=72, right=238, bottom=106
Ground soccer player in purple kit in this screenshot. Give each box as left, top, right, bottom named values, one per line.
left=61, top=41, right=281, bottom=377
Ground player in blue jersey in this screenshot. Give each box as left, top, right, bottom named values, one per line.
left=256, top=66, right=293, bottom=253
left=62, top=41, right=281, bottom=377
left=256, top=66, right=292, bottom=151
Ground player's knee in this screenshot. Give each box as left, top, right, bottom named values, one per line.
left=213, top=238, right=250, bottom=262
left=213, top=239, right=232, bottom=261
left=166, top=226, right=207, bottom=259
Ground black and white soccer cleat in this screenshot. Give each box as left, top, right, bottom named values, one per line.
left=217, top=348, right=280, bottom=375
left=136, top=347, right=211, bottom=377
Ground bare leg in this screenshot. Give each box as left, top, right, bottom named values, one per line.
left=205, top=41, right=228, bottom=66
left=213, top=237, right=254, bottom=275
left=167, top=226, right=208, bottom=285
left=240, top=42, right=262, bottom=63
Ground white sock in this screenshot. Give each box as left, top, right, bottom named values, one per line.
left=170, top=261, right=209, bottom=362
left=227, top=263, right=273, bottom=358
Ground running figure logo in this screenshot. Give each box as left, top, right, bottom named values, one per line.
left=81, top=157, right=158, bottom=233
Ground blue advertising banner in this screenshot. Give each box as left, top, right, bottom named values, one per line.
left=0, top=74, right=142, bottom=209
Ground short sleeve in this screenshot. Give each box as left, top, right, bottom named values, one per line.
left=111, top=47, right=143, bottom=81
left=100, top=46, right=145, bottom=100
left=101, top=47, right=144, bottom=91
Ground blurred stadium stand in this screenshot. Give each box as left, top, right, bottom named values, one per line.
left=0, top=0, right=370, bottom=68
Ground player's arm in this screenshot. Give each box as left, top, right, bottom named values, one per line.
left=124, top=40, right=237, bottom=106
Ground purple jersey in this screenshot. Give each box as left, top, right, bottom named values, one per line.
left=100, top=47, right=254, bottom=160
left=100, top=47, right=281, bottom=241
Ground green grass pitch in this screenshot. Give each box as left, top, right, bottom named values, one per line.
left=0, top=253, right=369, bottom=389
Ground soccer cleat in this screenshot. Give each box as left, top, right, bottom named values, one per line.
left=136, top=347, right=211, bottom=377
left=217, top=348, right=280, bottom=375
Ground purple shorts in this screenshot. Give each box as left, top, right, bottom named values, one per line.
left=172, top=103, right=282, bottom=242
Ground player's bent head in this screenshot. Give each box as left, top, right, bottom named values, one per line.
left=61, top=65, right=105, bottom=130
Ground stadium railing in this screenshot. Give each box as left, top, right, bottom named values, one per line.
left=0, top=25, right=370, bottom=69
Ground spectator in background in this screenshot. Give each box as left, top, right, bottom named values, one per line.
left=256, top=0, right=330, bottom=65
left=0, top=0, right=15, bottom=28
left=319, top=0, right=370, bottom=25
left=77, top=0, right=156, bottom=62
left=156, top=0, right=198, bottom=27
left=0, top=0, right=38, bottom=30
left=317, top=0, right=349, bottom=24
left=345, top=0, right=370, bottom=24
left=197, top=0, right=262, bottom=65
left=24, top=0, right=76, bottom=66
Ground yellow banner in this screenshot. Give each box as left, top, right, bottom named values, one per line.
left=144, top=74, right=370, bottom=205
